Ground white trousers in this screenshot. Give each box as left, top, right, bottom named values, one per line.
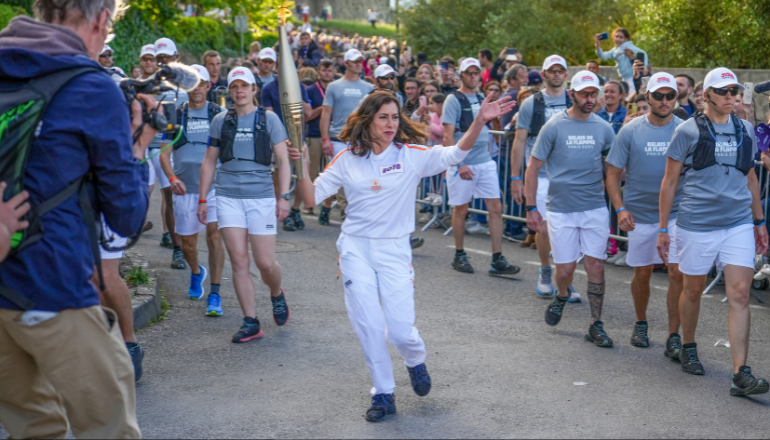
left=336, top=233, right=427, bottom=395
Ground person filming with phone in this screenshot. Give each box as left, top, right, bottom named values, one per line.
left=594, top=28, right=648, bottom=97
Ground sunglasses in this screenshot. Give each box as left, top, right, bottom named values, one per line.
left=711, top=87, right=740, bottom=97
left=380, top=75, right=396, bottom=80
left=650, top=91, right=677, bottom=101
left=99, top=53, right=113, bottom=58
left=546, top=68, right=566, bottom=75
left=575, top=90, right=599, bottom=99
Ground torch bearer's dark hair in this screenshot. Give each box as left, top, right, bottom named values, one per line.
left=339, top=91, right=427, bottom=157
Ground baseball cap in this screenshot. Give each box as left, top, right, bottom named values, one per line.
left=646, top=72, right=677, bottom=94
left=258, top=48, right=277, bottom=62
left=527, top=70, right=543, bottom=86
left=704, top=67, right=744, bottom=91
left=140, top=44, right=155, bottom=58
left=378, top=56, right=389, bottom=65
left=571, top=70, right=601, bottom=91
left=344, top=49, right=364, bottom=62
left=154, top=37, right=177, bottom=56
left=542, top=55, right=567, bottom=71
left=374, top=64, right=396, bottom=78
left=190, top=64, right=210, bottom=83
left=458, top=57, right=481, bottom=73
left=227, top=67, right=256, bottom=87
left=100, top=45, right=113, bottom=55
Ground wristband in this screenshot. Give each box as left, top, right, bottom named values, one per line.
left=322, top=137, right=330, bottom=142
left=198, top=199, right=207, bottom=204
left=169, top=176, right=178, bottom=183
left=758, top=222, right=767, bottom=227
left=525, top=205, right=537, bottom=212
left=510, top=177, right=521, bottom=181
left=616, top=207, right=626, bottom=215
left=658, top=228, right=668, bottom=233
left=754, top=218, right=766, bottom=226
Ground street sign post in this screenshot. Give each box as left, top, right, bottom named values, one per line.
left=234, top=14, right=249, bottom=56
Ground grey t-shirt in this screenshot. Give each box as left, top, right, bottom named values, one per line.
left=323, top=78, right=373, bottom=138
left=606, top=115, right=685, bottom=224
left=666, top=116, right=758, bottom=232
left=257, top=73, right=275, bottom=88
left=150, top=89, right=189, bottom=149
left=172, top=103, right=225, bottom=194
left=442, top=92, right=491, bottom=165
left=532, top=112, right=615, bottom=213
left=208, top=109, right=288, bottom=199
left=517, top=92, right=570, bottom=178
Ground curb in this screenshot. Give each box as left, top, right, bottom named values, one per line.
left=125, top=250, right=162, bottom=330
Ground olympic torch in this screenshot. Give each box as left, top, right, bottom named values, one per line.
left=278, top=4, right=305, bottom=179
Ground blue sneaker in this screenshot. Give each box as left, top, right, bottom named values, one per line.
left=206, top=293, right=223, bottom=317
left=271, top=288, right=290, bottom=326
left=407, top=363, right=432, bottom=396
left=188, top=265, right=208, bottom=300
left=365, top=393, right=396, bottom=422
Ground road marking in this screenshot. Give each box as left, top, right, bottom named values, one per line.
left=448, top=246, right=491, bottom=256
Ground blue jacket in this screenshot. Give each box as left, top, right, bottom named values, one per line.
left=596, top=40, right=648, bottom=80
left=597, top=105, right=628, bottom=134
left=0, top=17, right=149, bottom=311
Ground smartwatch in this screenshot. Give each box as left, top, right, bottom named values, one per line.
left=278, top=193, right=291, bottom=201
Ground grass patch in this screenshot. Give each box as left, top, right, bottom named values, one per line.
left=147, top=289, right=169, bottom=325
left=320, top=20, right=397, bottom=39
left=124, top=266, right=151, bottom=287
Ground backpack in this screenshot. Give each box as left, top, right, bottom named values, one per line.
left=218, top=107, right=273, bottom=165
left=452, top=91, right=487, bottom=132
left=529, top=90, right=572, bottom=137
left=685, top=113, right=754, bottom=176
left=172, top=101, right=224, bottom=150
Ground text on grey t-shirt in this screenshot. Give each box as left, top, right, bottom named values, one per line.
left=442, top=92, right=491, bottom=166
left=516, top=91, right=569, bottom=178
left=323, top=78, right=373, bottom=138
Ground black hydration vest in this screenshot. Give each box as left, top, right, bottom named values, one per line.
left=173, top=101, right=224, bottom=150
left=217, top=107, right=272, bottom=166
left=452, top=91, right=487, bottom=132
left=529, top=90, right=573, bottom=137
left=686, top=113, right=753, bottom=175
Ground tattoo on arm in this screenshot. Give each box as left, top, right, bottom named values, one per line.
left=587, top=281, right=605, bottom=324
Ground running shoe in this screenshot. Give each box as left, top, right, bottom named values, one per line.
left=160, top=232, right=173, bottom=249
left=467, top=223, right=489, bottom=234
left=282, top=215, right=296, bottom=231
left=731, top=366, right=770, bottom=397
left=407, top=363, right=432, bottom=397
left=505, top=232, right=527, bottom=243
left=566, top=285, right=582, bottom=303
left=664, top=334, right=682, bottom=361
left=630, top=321, right=649, bottom=347
left=761, top=264, right=770, bottom=278
left=171, top=248, right=186, bottom=269
left=318, top=207, right=331, bottom=226
left=680, top=344, right=705, bottom=375
left=206, top=293, right=223, bottom=317
left=126, top=342, right=144, bottom=382
left=291, top=208, right=305, bottom=230
left=232, top=318, right=264, bottom=343
left=545, top=293, right=568, bottom=326
left=606, top=251, right=623, bottom=264
left=451, top=252, right=474, bottom=273
left=271, top=288, right=290, bottom=326
left=410, top=236, right=425, bottom=249
left=536, top=267, right=554, bottom=296
left=489, top=256, right=520, bottom=277
left=142, top=221, right=153, bottom=234
left=188, top=265, right=208, bottom=300
left=585, top=321, right=613, bottom=347
left=614, top=251, right=629, bottom=267
left=365, top=393, right=396, bottom=422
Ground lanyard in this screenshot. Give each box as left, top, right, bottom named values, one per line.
left=316, top=82, right=326, bottom=100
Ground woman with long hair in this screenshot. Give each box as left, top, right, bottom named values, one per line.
left=293, top=91, right=514, bottom=422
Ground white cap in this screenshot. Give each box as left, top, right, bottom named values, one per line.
left=258, top=48, right=277, bottom=62
left=344, top=49, right=364, bottom=62
left=140, top=44, right=155, bottom=58
left=100, top=44, right=113, bottom=55
left=570, top=70, right=601, bottom=91
left=458, top=57, right=481, bottom=73
left=542, top=54, right=567, bottom=71
left=190, top=64, right=210, bottom=83
left=378, top=56, right=389, bottom=65
left=374, top=64, right=396, bottom=78
left=227, top=67, right=256, bottom=86
left=704, top=67, right=744, bottom=91
left=646, top=72, right=677, bottom=94
left=154, top=38, right=177, bottom=56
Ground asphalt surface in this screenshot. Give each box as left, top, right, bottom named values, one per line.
left=5, top=188, right=770, bottom=438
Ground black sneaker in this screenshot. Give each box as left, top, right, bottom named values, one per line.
left=680, top=344, right=705, bottom=375
left=545, top=292, right=568, bottom=326
left=451, top=252, right=474, bottom=273
left=318, top=207, right=331, bottom=226
left=488, top=255, right=521, bottom=277
left=291, top=208, right=305, bottom=230
left=126, top=342, right=144, bottom=382
left=731, top=366, right=770, bottom=396
left=171, top=248, right=186, bottom=269
left=282, top=215, right=296, bottom=231
left=142, top=221, right=153, bottom=234
left=410, top=236, right=424, bottom=249
left=365, top=393, right=396, bottom=422
left=585, top=321, right=613, bottom=347
left=407, top=363, right=431, bottom=397
left=630, top=322, right=649, bottom=347
left=271, top=288, right=290, bottom=326
left=160, top=232, right=173, bottom=249
left=664, top=334, right=682, bottom=361
left=232, top=318, right=264, bottom=343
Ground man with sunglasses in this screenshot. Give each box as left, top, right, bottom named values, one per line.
left=98, top=44, right=114, bottom=68
left=525, top=71, right=616, bottom=347
left=605, top=72, right=685, bottom=354
left=367, top=64, right=404, bottom=106
left=138, top=43, right=158, bottom=80
left=511, top=55, right=580, bottom=302
left=444, top=58, right=521, bottom=277
left=659, top=68, right=769, bottom=395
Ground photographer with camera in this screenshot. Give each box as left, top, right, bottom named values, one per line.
left=0, top=0, right=160, bottom=438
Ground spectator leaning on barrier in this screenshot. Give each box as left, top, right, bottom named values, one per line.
left=0, top=0, right=160, bottom=436
left=675, top=74, right=696, bottom=118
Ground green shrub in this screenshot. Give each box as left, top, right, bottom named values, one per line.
left=163, top=16, right=225, bottom=56
left=255, top=31, right=279, bottom=49
left=0, top=4, right=29, bottom=31
left=112, top=8, right=163, bottom=70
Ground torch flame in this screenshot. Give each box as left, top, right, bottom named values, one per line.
left=278, top=1, right=294, bottom=26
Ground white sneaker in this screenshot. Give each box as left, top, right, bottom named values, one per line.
left=606, top=252, right=622, bottom=264
left=761, top=264, right=770, bottom=277
left=567, top=285, right=582, bottom=303
left=536, top=267, right=554, bottom=296
left=466, top=223, right=489, bottom=234
left=614, top=251, right=628, bottom=267
left=754, top=270, right=768, bottom=281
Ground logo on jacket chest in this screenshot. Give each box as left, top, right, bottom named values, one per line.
left=379, top=161, right=404, bottom=176
left=371, top=179, right=382, bottom=191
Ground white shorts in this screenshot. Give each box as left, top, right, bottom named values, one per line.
left=100, top=222, right=127, bottom=260
left=547, top=207, right=610, bottom=264
left=332, top=141, right=348, bottom=158
left=216, top=196, right=277, bottom=235
left=626, top=219, right=679, bottom=267
left=147, top=149, right=171, bottom=189
left=536, top=177, right=549, bottom=221
left=675, top=223, right=755, bottom=275
left=446, top=160, right=500, bottom=206
left=174, top=190, right=217, bottom=236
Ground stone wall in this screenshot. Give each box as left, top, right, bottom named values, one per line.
left=307, top=0, right=390, bottom=22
